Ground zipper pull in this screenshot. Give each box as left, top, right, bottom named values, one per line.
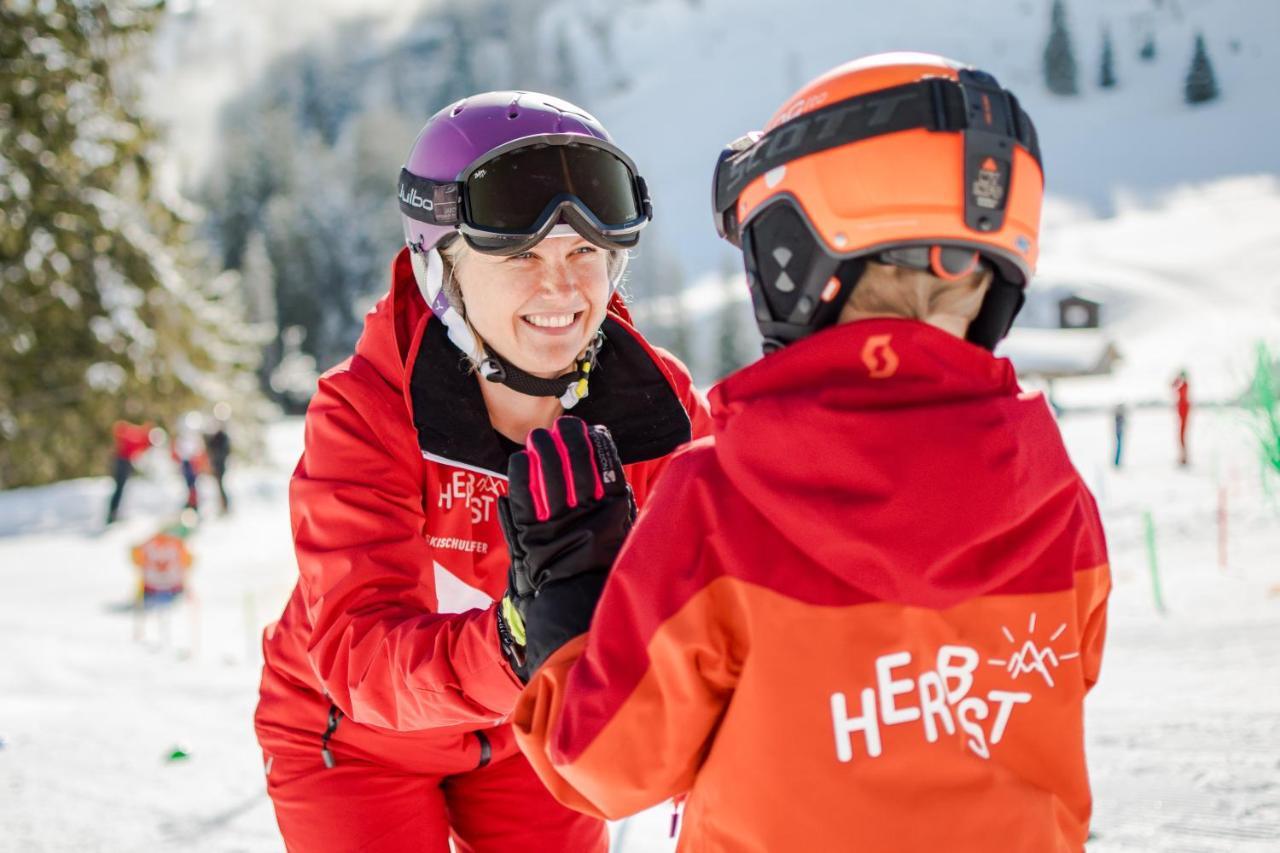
left=320, top=703, right=343, bottom=769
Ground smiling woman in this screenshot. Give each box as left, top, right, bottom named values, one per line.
left=252, top=91, right=711, bottom=853
left=438, top=234, right=624, bottom=375
left=438, top=233, right=624, bottom=444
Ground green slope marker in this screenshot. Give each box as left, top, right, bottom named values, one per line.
left=1143, top=510, right=1166, bottom=615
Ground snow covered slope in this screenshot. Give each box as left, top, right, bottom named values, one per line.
left=2, top=409, right=1278, bottom=850
left=1004, top=175, right=1280, bottom=404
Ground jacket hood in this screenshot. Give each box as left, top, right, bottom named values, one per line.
left=345, top=249, right=429, bottom=399
left=709, top=318, right=1084, bottom=608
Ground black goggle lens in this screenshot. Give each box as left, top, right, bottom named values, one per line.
left=465, top=144, right=642, bottom=233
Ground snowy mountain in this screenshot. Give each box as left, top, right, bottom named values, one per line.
left=151, top=0, right=1280, bottom=271
left=580, top=0, right=1280, bottom=274
left=145, top=0, right=1280, bottom=384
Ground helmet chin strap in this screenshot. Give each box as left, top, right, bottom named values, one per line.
left=478, top=331, right=604, bottom=409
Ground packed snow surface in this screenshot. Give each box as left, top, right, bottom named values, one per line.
left=3, top=396, right=1278, bottom=852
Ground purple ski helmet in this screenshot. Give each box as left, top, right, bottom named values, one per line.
left=400, top=92, right=644, bottom=362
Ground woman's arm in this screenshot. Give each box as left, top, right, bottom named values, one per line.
left=291, top=361, right=521, bottom=730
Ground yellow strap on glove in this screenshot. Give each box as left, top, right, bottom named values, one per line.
left=501, top=595, right=527, bottom=647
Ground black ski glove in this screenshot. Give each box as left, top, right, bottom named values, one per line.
left=496, top=416, right=634, bottom=681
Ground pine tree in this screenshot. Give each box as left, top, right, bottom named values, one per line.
left=656, top=250, right=694, bottom=370
left=551, top=29, right=579, bottom=98
left=1043, top=0, right=1080, bottom=96
left=442, top=12, right=477, bottom=106
left=1184, top=32, right=1220, bottom=105
left=714, top=255, right=753, bottom=381
left=666, top=293, right=695, bottom=372
left=1139, top=33, right=1157, bottom=61
left=1099, top=27, right=1117, bottom=88
left=0, top=1, right=258, bottom=487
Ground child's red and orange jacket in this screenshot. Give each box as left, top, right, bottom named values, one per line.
left=515, top=318, right=1111, bottom=852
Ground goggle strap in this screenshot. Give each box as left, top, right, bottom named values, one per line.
left=877, top=245, right=984, bottom=280
left=398, top=169, right=460, bottom=226
left=713, top=74, right=1040, bottom=218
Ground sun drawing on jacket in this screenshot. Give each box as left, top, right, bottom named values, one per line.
left=986, top=612, right=1079, bottom=688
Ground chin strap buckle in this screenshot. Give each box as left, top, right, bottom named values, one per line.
left=558, top=332, right=604, bottom=409
left=479, top=357, right=506, bottom=383
left=480, top=331, right=605, bottom=408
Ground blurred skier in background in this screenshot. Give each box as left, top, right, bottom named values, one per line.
left=203, top=403, right=232, bottom=515
left=1172, top=369, right=1192, bottom=466
left=254, top=91, right=710, bottom=852
left=172, top=411, right=207, bottom=512
left=505, top=54, right=1111, bottom=852
left=1113, top=402, right=1128, bottom=468
left=105, top=419, right=159, bottom=525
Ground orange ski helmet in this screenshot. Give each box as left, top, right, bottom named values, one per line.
left=711, top=52, right=1043, bottom=351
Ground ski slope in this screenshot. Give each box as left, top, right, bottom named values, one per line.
left=4, top=178, right=1280, bottom=849
left=2, top=389, right=1277, bottom=851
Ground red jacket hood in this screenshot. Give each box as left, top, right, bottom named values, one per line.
left=346, top=248, right=426, bottom=398
left=708, top=318, right=1084, bottom=608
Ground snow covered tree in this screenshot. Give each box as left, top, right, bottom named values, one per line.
left=1043, top=0, right=1079, bottom=96
left=201, top=4, right=523, bottom=395
left=0, top=0, right=259, bottom=488
left=1184, top=32, right=1220, bottom=105
left=443, top=12, right=478, bottom=105
left=551, top=29, right=580, bottom=98
left=714, top=254, right=753, bottom=381
left=1139, top=33, right=1157, bottom=62
left=652, top=246, right=694, bottom=370
left=1099, top=27, right=1117, bottom=88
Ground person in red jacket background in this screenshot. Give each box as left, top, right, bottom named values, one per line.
left=254, top=91, right=710, bottom=853
left=505, top=55, right=1111, bottom=852
left=105, top=419, right=156, bottom=525
left=1173, top=369, right=1192, bottom=466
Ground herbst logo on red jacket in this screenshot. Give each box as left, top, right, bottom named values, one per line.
left=437, top=469, right=504, bottom=524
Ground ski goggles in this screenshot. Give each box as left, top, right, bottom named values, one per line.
left=711, top=69, right=1041, bottom=246
left=399, top=134, right=652, bottom=255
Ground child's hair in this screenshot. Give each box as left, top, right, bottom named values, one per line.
left=841, top=261, right=994, bottom=337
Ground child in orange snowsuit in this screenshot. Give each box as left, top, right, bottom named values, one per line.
left=502, top=54, right=1110, bottom=852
